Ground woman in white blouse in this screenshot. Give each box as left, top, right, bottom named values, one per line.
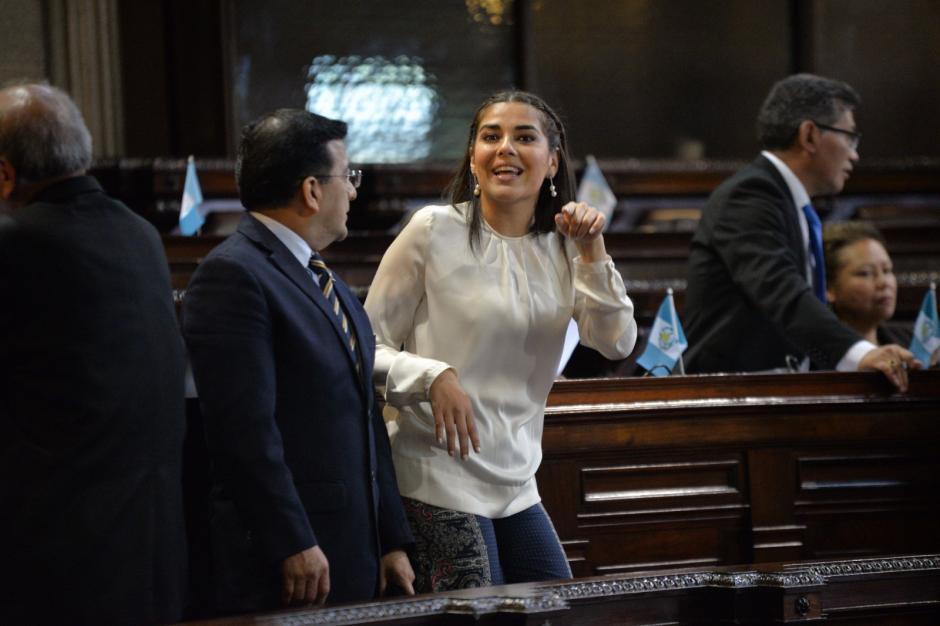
left=365, top=91, right=637, bottom=592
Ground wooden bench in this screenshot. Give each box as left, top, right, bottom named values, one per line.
left=164, top=225, right=940, bottom=321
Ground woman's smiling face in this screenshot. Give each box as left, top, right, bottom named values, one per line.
left=470, top=101, right=558, bottom=215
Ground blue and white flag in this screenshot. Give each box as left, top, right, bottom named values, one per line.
left=556, top=156, right=618, bottom=376
left=576, top=154, right=617, bottom=227
left=636, top=289, right=688, bottom=376
left=910, top=282, right=939, bottom=365
left=179, top=156, right=205, bottom=236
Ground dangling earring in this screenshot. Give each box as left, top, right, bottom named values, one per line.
left=473, top=176, right=481, bottom=197
left=549, top=177, right=557, bottom=198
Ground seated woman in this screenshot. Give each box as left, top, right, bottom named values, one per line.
left=365, top=91, right=637, bottom=592
left=823, top=221, right=907, bottom=346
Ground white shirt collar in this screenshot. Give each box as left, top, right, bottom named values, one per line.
left=250, top=211, right=313, bottom=268
left=761, top=150, right=811, bottom=210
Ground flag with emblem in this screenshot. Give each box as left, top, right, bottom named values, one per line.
left=909, top=282, right=939, bottom=365
left=576, top=154, right=617, bottom=226
left=179, top=155, right=205, bottom=236
left=637, top=288, right=688, bottom=376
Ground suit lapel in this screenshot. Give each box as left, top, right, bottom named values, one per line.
left=238, top=215, right=364, bottom=379
left=755, top=156, right=808, bottom=271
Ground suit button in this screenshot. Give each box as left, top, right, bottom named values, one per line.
left=370, top=470, right=376, bottom=481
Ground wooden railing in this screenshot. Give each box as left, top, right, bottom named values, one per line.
left=182, top=554, right=940, bottom=624
left=93, top=157, right=940, bottom=236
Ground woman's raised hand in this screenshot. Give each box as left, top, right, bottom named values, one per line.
left=555, top=201, right=608, bottom=262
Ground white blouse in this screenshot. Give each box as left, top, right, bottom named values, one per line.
left=364, top=204, right=637, bottom=518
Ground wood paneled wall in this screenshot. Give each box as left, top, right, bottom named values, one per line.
left=106, top=1, right=940, bottom=161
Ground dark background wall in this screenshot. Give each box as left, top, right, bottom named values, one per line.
left=113, top=0, right=940, bottom=162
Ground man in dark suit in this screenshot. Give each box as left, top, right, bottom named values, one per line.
left=182, top=109, right=414, bottom=613
left=684, top=74, right=918, bottom=389
left=0, top=83, right=188, bottom=624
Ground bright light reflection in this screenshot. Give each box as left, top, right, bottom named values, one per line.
left=305, top=55, right=439, bottom=163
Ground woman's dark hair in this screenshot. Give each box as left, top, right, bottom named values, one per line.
left=445, top=90, right=575, bottom=251
left=822, top=220, right=887, bottom=284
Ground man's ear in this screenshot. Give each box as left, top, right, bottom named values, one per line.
left=826, top=285, right=837, bottom=305
left=797, top=120, right=819, bottom=155
left=0, top=158, right=16, bottom=200
left=300, top=176, right=321, bottom=216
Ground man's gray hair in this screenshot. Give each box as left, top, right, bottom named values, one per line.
left=0, top=82, right=93, bottom=185
left=756, top=74, right=860, bottom=151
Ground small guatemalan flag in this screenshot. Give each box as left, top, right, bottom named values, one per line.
left=636, top=288, right=688, bottom=376
left=179, top=156, right=205, bottom=236
left=909, top=282, right=939, bottom=365
left=576, top=154, right=617, bottom=225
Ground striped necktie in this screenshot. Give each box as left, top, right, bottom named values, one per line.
left=308, top=252, right=359, bottom=367
left=801, top=203, right=827, bottom=303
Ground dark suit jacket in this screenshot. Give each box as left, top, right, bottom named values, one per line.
left=683, top=156, right=860, bottom=373
left=0, top=177, right=188, bottom=625
left=182, top=214, right=412, bottom=612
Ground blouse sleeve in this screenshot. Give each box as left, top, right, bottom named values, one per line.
left=570, top=247, right=638, bottom=360
left=365, top=208, right=452, bottom=407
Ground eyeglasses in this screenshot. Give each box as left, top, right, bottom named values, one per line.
left=313, top=169, right=362, bottom=189
left=812, top=122, right=861, bottom=150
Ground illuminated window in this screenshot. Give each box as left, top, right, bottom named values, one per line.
left=305, top=55, right=440, bottom=163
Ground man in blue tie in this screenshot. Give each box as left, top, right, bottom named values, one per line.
left=183, top=109, right=414, bottom=613
left=683, top=74, right=918, bottom=389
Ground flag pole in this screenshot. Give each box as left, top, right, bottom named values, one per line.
left=667, top=287, right=685, bottom=375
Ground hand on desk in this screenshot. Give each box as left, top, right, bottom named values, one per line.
left=858, top=344, right=922, bottom=392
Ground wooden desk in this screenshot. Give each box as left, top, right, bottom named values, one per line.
left=538, top=371, right=940, bottom=577
left=179, top=373, right=939, bottom=622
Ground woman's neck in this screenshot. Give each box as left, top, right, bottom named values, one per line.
left=480, top=199, right=535, bottom=237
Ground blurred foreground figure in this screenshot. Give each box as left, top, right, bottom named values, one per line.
left=0, top=83, right=187, bottom=625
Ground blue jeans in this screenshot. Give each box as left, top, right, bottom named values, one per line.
left=475, top=502, right=572, bottom=585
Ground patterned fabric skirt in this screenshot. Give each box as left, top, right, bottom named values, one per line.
left=402, top=497, right=491, bottom=592
left=403, top=496, right=572, bottom=592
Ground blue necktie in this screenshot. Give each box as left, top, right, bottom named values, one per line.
left=308, top=252, right=360, bottom=370
left=802, top=203, right=826, bottom=303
